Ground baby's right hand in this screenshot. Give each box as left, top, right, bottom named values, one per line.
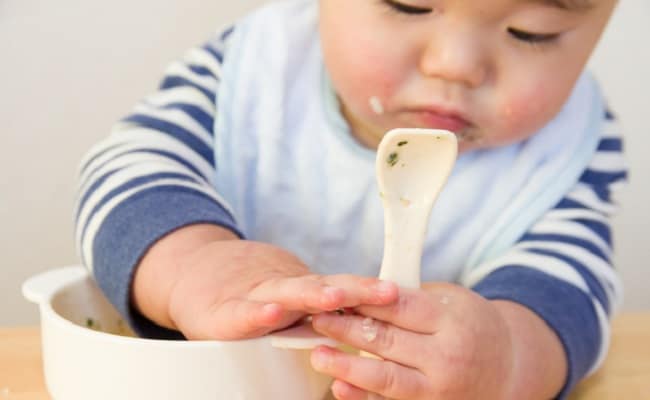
left=166, top=240, right=398, bottom=340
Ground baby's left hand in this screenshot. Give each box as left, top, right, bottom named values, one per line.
left=310, top=283, right=516, bottom=400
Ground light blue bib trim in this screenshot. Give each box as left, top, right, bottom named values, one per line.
left=466, top=76, right=604, bottom=269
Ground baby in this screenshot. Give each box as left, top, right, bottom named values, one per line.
left=75, top=0, right=627, bottom=398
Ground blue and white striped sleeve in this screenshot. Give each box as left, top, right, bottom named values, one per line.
left=462, top=110, right=627, bottom=398
left=74, top=28, right=240, bottom=338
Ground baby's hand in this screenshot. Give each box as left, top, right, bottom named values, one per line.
left=167, top=240, right=399, bottom=340
left=310, top=283, right=517, bottom=400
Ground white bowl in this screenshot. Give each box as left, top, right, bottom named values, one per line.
left=23, top=266, right=338, bottom=400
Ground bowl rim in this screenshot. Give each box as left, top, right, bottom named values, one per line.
left=34, top=267, right=275, bottom=349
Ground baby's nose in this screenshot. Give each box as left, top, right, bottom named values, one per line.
left=418, top=29, right=488, bottom=88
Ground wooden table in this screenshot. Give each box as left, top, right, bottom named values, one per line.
left=1, top=314, right=649, bottom=399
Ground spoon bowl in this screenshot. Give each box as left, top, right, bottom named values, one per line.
left=376, top=128, right=458, bottom=288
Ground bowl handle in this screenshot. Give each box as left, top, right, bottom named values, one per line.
left=22, top=266, right=88, bottom=304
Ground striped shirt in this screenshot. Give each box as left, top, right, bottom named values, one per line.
left=75, top=24, right=627, bottom=398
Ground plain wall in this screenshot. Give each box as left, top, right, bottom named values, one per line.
left=1, top=0, right=648, bottom=326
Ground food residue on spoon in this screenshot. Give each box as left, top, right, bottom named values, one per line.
left=398, top=141, right=408, bottom=147
left=387, top=152, right=399, bottom=167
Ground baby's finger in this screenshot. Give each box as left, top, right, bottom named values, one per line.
left=355, top=285, right=455, bottom=334
left=202, top=299, right=294, bottom=340
left=249, top=275, right=346, bottom=312
left=311, top=346, right=428, bottom=400
left=321, top=274, right=399, bottom=307
left=311, top=313, right=430, bottom=369
left=249, top=275, right=398, bottom=313
left=330, top=380, right=380, bottom=400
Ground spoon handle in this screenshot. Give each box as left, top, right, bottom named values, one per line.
left=378, top=202, right=432, bottom=288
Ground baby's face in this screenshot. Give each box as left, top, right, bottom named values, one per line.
left=319, top=0, right=617, bottom=152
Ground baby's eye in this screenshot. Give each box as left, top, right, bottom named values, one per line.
left=381, top=0, right=432, bottom=15
left=508, top=27, right=560, bottom=44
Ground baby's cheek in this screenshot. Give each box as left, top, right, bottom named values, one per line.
left=497, top=86, right=559, bottom=141
left=347, top=64, right=400, bottom=113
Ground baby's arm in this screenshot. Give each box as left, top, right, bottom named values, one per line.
left=75, top=30, right=238, bottom=339
left=133, top=223, right=397, bottom=340
left=464, top=110, right=628, bottom=397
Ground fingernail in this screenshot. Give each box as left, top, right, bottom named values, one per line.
left=375, top=280, right=397, bottom=295
left=323, top=286, right=343, bottom=301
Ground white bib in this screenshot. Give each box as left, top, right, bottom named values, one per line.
left=213, top=0, right=605, bottom=281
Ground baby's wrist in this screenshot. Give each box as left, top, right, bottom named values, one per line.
left=491, top=300, right=567, bottom=400
left=132, top=224, right=240, bottom=330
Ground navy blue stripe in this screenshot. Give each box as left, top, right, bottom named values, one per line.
left=597, top=138, right=622, bottom=152
left=220, top=26, right=234, bottom=41
left=579, top=169, right=627, bottom=186
left=202, top=44, right=224, bottom=64
left=159, top=103, right=214, bottom=134
left=555, top=198, right=589, bottom=210
left=76, top=148, right=210, bottom=220
left=91, top=186, right=242, bottom=340
left=81, top=146, right=209, bottom=197
left=159, top=76, right=216, bottom=103
left=188, top=65, right=218, bottom=79
left=520, top=232, right=610, bottom=263
left=526, top=248, right=610, bottom=313
left=573, top=218, right=611, bottom=246
left=80, top=173, right=199, bottom=248
left=77, top=167, right=122, bottom=221
left=592, top=185, right=611, bottom=202
left=79, top=143, right=128, bottom=177
left=549, top=196, right=612, bottom=244
left=121, top=114, right=214, bottom=164
left=472, top=266, right=601, bottom=399
left=136, top=148, right=207, bottom=179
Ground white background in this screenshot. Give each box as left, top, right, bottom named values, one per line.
left=1, top=0, right=648, bottom=325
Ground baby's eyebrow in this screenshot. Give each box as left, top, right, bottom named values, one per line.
left=529, top=0, right=596, bottom=12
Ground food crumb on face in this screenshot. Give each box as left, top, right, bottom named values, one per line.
left=369, top=96, right=384, bottom=115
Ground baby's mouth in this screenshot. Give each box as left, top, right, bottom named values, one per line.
left=454, top=127, right=482, bottom=144
left=395, top=107, right=477, bottom=140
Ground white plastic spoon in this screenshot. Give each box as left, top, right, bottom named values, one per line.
left=271, top=129, right=457, bottom=352
left=376, top=128, right=458, bottom=288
